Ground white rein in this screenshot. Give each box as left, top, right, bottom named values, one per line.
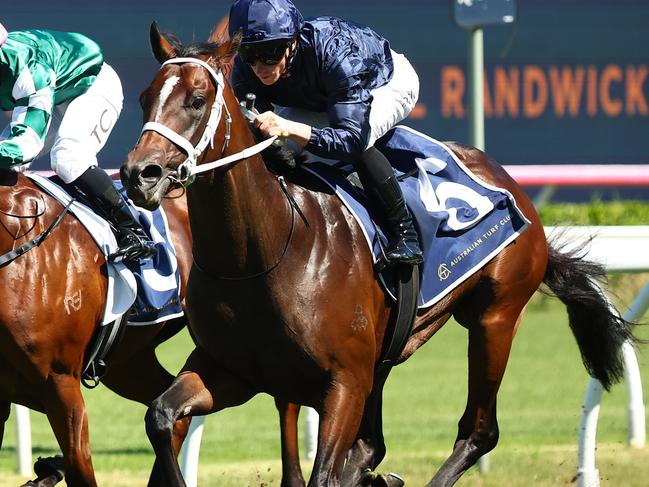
left=139, top=57, right=277, bottom=185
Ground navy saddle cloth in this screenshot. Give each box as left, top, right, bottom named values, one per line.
left=301, top=125, right=530, bottom=308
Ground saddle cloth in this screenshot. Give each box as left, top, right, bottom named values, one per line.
left=302, top=125, right=531, bottom=308
left=26, top=173, right=183, bottom=326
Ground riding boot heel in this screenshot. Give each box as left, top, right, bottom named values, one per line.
left=369, top=175, right=424, bottom=266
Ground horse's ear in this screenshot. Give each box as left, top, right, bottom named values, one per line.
left=220, top=30, right=242, bottom=64
left=208, top=16, right=229, bottom=44
left=207, top=30, right=241, bottom=74
left=150, top=21, right=176, bottom=64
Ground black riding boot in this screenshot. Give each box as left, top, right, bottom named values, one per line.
left=358, top=148, right=424, bottom=266
left=72, top=166, right=157, bottom=263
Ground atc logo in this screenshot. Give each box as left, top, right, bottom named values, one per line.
left=438, top=263, right=451, bottom=281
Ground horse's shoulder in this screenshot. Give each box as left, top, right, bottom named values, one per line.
left=0, top=172, right=49, bottom=207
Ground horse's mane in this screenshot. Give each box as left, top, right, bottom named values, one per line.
left=160, top=31, right=234, bottom=76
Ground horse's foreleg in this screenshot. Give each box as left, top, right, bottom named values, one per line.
left=103, top=348, right=192, bottom=480
left=341, top=371, right=388, bottom=487
left=43, top=374, right=96, bottom=487
left=309, top=377, right=366, bottom=487
left=426, top=309, right=525, bottom=487
left=275, top=398, right=306, bottom=487
left=146, top=347, right=254, bottom=487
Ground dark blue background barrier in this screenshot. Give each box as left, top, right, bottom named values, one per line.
left=4, top=1, right=649, bottom=187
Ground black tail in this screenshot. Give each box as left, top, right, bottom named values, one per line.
left=542, top=242, right=637, bottom=391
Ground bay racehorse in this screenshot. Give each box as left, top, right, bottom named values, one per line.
left=120, top=25, right=637, bottom=487
left=0, top=170, right=193, bottom=487
left=0, top=172, right=304, bottom=487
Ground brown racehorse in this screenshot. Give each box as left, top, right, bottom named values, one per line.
left=120, top=25, right=637, bottom=487
left=0, top=169, right=194, bottom=487
left=0, top=170, right=304, bottom=487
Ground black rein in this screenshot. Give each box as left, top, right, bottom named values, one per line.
left=0, top=198, right=74, bottom=267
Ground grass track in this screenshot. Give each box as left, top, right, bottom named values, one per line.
left=2, top=290, right=648, bottom=486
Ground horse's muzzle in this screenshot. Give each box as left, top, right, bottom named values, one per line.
left=120, top=162, right=168, bottom=210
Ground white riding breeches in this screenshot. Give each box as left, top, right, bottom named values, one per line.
left=45, top=63, right=123, bottom=183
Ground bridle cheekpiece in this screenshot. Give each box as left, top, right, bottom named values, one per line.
left=139, top=57, right=228, bottom=186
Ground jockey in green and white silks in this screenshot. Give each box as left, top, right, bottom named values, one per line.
left=0, top=25, right=156, bottom=262
left=0, top=29, right=111, bottom=180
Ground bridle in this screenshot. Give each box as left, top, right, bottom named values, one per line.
left=139, top=56, right=277, bottom=187
left=138, top=56, right=302, bottom=280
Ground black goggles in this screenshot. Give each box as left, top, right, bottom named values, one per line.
left=238, top=41, right=291, bottom=66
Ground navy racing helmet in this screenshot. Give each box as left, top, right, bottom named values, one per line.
left=228, top=0, right=303, bottom=45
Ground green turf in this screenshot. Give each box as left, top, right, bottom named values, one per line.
left=2, top=293, right=648, bottom=486
left=538, top=200, right=649, bottom=226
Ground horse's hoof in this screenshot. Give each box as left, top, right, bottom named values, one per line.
left=20, top=455, right=65, bottom=487
left=20, top=474, right=62, bottom=487
left=361, top=470, right=405, bottom=487
left=33, top=455, right=65, bottom=483
left=383, top=472, right=405, bottom=487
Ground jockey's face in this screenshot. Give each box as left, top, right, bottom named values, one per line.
left=241, top=39, right=294, bottom=86
left=249, top=51, right=287, bottom=85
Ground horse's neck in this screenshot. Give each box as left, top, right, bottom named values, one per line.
left=188, top=123, right=289, bottom=274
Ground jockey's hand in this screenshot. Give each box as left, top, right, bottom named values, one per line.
left=254, top=111, right=311, bottom=148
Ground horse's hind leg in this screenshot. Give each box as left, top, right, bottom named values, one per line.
left=275, top=399, right=306, bottom=487
left=426, top=305, right=526, bottom=487
left=43, top=374, right=96, bottom=487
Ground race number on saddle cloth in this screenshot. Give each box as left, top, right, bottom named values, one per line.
left=302, top=125, right=531, bottom=307
left=26, top=173, right=183, bottom=325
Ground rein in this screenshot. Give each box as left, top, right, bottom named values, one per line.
left=0, top=196, right=45, bottom=238
left=0, top=198, right=74, bottom=267
left=192, top=175, right=297, bottom=281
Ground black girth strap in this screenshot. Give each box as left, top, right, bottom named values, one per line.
left=81, top=313, right=129, bottom=389
left=356, top=263, right=420, bottom=473
left=376, top=264, right=420, bottom=380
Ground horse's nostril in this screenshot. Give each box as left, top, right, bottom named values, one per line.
left=141, top=164, right=163, bottom=181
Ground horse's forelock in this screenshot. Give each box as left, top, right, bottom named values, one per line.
left=176, top=40, right=235, bottom=75
left=178, top=42, right=220, bottom=58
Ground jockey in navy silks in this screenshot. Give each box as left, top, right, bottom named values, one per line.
left=0, top=23, right=156, bottom=262
left=229, top=0, right=424, bottom=266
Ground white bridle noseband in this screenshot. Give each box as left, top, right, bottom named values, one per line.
left=139, top=57, right=277, bottom=186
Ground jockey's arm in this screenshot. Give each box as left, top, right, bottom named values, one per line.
left=253, top=111, right=311, bottom=147
left=0, top=63, right=53, bottom=168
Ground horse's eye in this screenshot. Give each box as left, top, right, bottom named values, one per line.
left=191, top=97, right=205, bottom=110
